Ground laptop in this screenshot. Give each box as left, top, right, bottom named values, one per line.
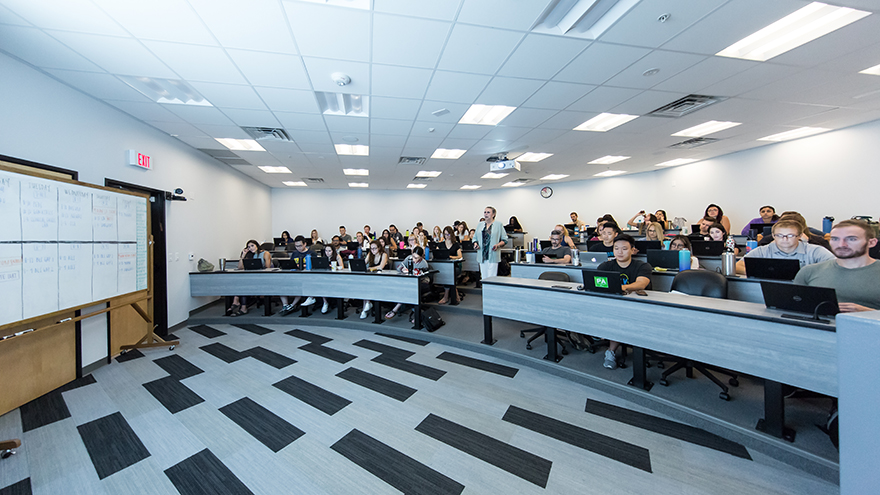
left=304, top=238, right=313, bottom=246
left=744, top=258, right=800, bottom=280
left=348, top=258, right=367, bottom=272
left=579, top=252, right=608, bottom=268
left=346, top=241, right=360, bottom=251
left=242, top=258, right=264, bottom=270
left=580, top=269, right=623, bottom=294
left=760, top=281, right=838, bottom=324
left=534, top=252, right=558, bottom=263
left=273, top=237, right=285, bottom=246
left=586, top=227, right=597, bottom=238
left=539, top=240, right=552, bottom=250
left=311, top=256, right=330, bottom=270
left=277, top=259, right=299, bottom=270
left=691, top=224, right=703, bottom=234
left=396, top=248, right=413, bottom=260
left=647, top=249, right=679, bottom=269
left=750, top=222, right=775, bottom=237
left=690, top=240, right=725, bottom=256
left=634, top=240, right=661, bottom=253
left=432, top=249, right=450, bottom=260
left=563, top=223, right=577, bottom=232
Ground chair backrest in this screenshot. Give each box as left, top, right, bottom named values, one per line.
left=538, top=271, right=570, bottom=283
left=671, top=270, right=728, bottom=299
left=260, top=242, right=275, bottom=252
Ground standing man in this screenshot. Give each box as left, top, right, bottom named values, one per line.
left=474, top=206, right=508, bottom=279
left=541, top=230, right=572, bottom=264
left=570, top=212, right=586, bottom=229
left=338, top=226, right=352, bottom=243
left=794, top=219, right=880, bottom=311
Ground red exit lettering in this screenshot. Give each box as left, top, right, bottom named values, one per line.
left=138, top=153, right=151, bottom=169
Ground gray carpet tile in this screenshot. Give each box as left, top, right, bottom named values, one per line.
left=187, top=325, right=226, bottom=339
left=199, top=343, right=244, bottom=364
left=353, top=339, right=415, bottom=359
left=415, top=413, right=552, bottom=488
left=218, top=398, right=304, bottom=453
left=435, top=351, right=518, bottom=378
left=152, top=355, right=204, bottom=381
left=375, top=332, right=430, bottom=346
left=284, top=328, right=331, bottom=344
left=336, top=368, right=417, bottom=402
left=298, top=342, right=357, bottom=364
left=243, top=347, right=296, bottom=369
left=164, top=449, right=253, bottom=495
left=230, top=324, right=273, bottom=335
left=586, top=399, right=752, bottom=460
left=272, top=375, right=351, bottom=415
left=142, top=377, right=205, bottom=414
left=372, top=354, right=446, bottom=381
left=502, top=405, right=653, bottom=473
left=76, top=412, right=151, bottom=480
left=331, top=429, right=464, bottom=495
left=0, top=478, right=31, bottom=495
left=19, top=392, right=70, bottom=432
left=115, top=348, right=145, bottom=363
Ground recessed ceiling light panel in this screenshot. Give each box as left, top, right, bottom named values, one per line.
left=258, top=166, right=291, bottom=174
left=431, top=148, right=467, bottom=159
left=416, top=171, right=442, bottom=178
left=458, top=104, right=516, bottom=125
left=283, top=181, right=307, bottom=187
left=407, top=184, right=427, bottom=189
left=573, top=113, right=638, bottom=132
left=343, top=168, right=369, bottom=176
left=757, top=127, right=830, bottom=142
left=594, top=170, right=626, bottom=177
left=316, top=92, right=369, bottom=117
left=119, top=76, right=212, bottom=106
left=672, top=121, right=741, bottom=137
left=588, top=155, right=630, bottom=165
left=348, top=182, right=369, bottom=188
left=481, top=172, right=509, bottom=179
left=460, top=185, right=481, bottom=190
left=335, top=144, right=369, bottom=156
left=540, top=174, right=569, bottom=180
left=860, top=63, right=880, bottom=76
left=501, top=181, right=526, bottom=187
left=215, top=138, right=265, bottom=151
left=516, top=152, right=554, bottom=162
left=655, top=158, right=698, bottom=167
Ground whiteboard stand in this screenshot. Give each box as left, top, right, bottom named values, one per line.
left=120, top=236, right=178, bottom=353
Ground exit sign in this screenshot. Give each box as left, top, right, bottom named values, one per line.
left=126, top=150, right=152, bottom=170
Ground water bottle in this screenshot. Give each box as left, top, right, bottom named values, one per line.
left=678, top=249, right=691, bottom=271
left=399, top=241, right=404, bottom=249
left=725, top=236, right=736, bottom=253
left=823, top=216, right=834, bottom=234
left=357, top=247, right=362, bottom=258
left=424, top=245, right=430, bottom=261
left=721, top=252, right=735, bottom=276
left=305, top=254, right=312, bottom=270
left=663, top=240, right=671, bottom=250
left=572, top=248, right=580, bottom=266
left=746, top=240, right=757, bottom=252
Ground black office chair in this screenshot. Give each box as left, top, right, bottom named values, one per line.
left=260, top=242, right=275, bottom=252
left=520, top=272, right=569, bottom=357
left=658, top=270, right=739, bottom=400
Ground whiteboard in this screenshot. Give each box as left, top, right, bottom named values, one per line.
left=93, top=243, right=117, bottom=301
left=22, top=243, right=58, bottom=319
left=59, top=243, right=92, bottom=309
left=59, top=185, right=92, bottom=241
left=0, top=244, right=22, bottom=326
left=20, top=180, right=58, bottom=241
left=0, top=174, right=21, bottom=242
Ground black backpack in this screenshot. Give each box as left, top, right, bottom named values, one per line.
left=420, top=306, right=445, bottom=332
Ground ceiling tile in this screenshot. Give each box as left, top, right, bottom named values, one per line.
left=566, top=86, right=640, bottom=112
left=227, top=50, right=311, bottom=89
left=220, top=108, right=281, bottom=127
left=495, top=108, right=557, bottom=127
left=274, top=111, right=326, bottom=130
left=106, top=100, right=185, bottom=122
left=538, top=110, right=595, bottom=130
left=175, top=135, right=228, bottom=149
left=456, top=0, right=549, bottom=31
left=369, top=134, right=408, bottom=147
left=370, top=96, right=423, bottom=120
left=324, top=115, right=369, bottom=133
left=599, top=0, right=726, bottom=48
left=424, top=71, right=491, bottom=103
left=193, top=124, right=250, bottom=139
left=445, top=124, right=492, bottom=140
left=369, top=118, right=413, bottom=136
left=698, top=63, right=801, bottom=98
left=770, top=14, right=880, bottom=68
left=482, top=126, right=531, bottom=142
left=164, top=105, right=236, bottom=125
left=403, top=135, right=446, bottom=153
left=142, top=41, right=246, bottom=83
left=302, top=57, right=370, bottom=94
left=372, top=13, right=450, bottom=68
left=287, top=129, right=332, bottom=144
left=414, top=101, right=471, bottom=123
left=603, top=50, right=706, bottom=90
left=283, top=2, right=370, bottom=61
left=477, top=77, right=544, bottom=106
left=409, top=121, right=454, bottom=138
left=497, top=34, right=590, bottom=80
left=436, top=24, right=523, bottom=75
left=48, top=31, right=176, bottom=77
left=651, top=56, right=759, bottom=94
left=144, top=120, right=206, bottom=137
left=93, top=0, right=215, bottom=45
left=439, top=137, right=479, bottom=150
left=330, top=132, right=369, bottom=145
left=373, top=0, right=461, bottom=20
left=1, top=0, right=128, bottom=36
left=189, top=0, right=297, bottom=53
left=255, top=87, right=319, bottom=113
left=0, top=4, right=30, bottom=26
left=189, top=82, right=266, bottom=109
left=45, top=69, right=150, bottom=101
left=554, top=42, right=652, bottom=85
left=522, top=81, right=596, bottom=110
left=371, top=64, right=433, bottom=99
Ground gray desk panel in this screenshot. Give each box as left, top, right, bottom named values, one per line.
left=461, top=251, right=480, bottom=271
left=391, top=259, right=460, bottom=286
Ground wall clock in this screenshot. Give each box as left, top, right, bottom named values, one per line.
left=540, top=186, right=553, bottom=199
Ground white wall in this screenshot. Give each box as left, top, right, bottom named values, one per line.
left=0, top=53, right=272, bottom=326
left=274, top=118, right=880, bottom=243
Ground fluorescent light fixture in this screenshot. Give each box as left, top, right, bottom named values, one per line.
left=672, top=121, right=741, bottom=137
left=540, top=174, right=569, bottom=180
left=343, top=168, right=369, bottom=176
left=532, top=0, right=639, bottom=40
left=501, top=181, right=526, bottom=187
left=118, top=76, right=212, bottom=106
left=460, top=185, right=481, bottom=190
left=335, top=144, right=369, bottom=156
left=282, top=181, right=307, bottom=187
left=716, top=2, right=870, bottom=62
left=459, top=104, right=516, bottom=125
left=431, top=148, right=467, bottom=159
left=215, top=138, right=265, bottom=151
left=655, top=158, right=698, bottom=167
left=416, top=171, right=442, bottom=178
left=516, top=152, right=554, bottom=162
left=407, top=184, right=427, bottom=189
left=481, top=172, right=508, bottom=179
left=348, top=182, right=369, bottom=188
left=594, top=170, right=626, bottom=177
left=588, top=155, right=630, bottom=165
left=315, top=92, right=369, bottom=117
left=757, top=127, right=830, bottom=142
left=258, top=166, right=291, bottom=174
left=860, top=63, right=880, bottom=75
left=573, top=113, right=638, bottom=132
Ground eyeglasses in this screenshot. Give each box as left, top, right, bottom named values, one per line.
left=773, top=233, right=798, bottom=240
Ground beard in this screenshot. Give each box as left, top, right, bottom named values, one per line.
left=832, top=243, right=867, bottom=259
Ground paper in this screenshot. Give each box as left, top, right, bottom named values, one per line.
left=20, top=180, right=57, bottom=241
left=0, top=244, right=23, bottom=326
left=22, top=243, right=58, bottom=319
left=58, top=185, right=92, bottom=241
left=59, top=243, right=92, bottom=310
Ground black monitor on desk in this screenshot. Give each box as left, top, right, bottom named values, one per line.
left=749, top=222, right=775, bottom=238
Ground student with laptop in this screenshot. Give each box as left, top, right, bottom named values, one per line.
left=704, top=203, right=731, bottom=233
left=227, top=239, right=273, bottom=316
left=363, top=225, right=375, bottom=240
left=794, top=219, right=880, bottom=311
left=644, top=222, right=665, bottom=242
left=736, top=220, right=835, bottom=275
left=695, top=216, right=715, bottom=239
left=588, top=223, right=619, bottom=252
left=358, top=240, right=389, bottom=319
left=384, top=246, right=430, bottom=321
left=356, top=231, right=369, bottom=250
left=276, top=236, right=317, bottom=316
left=317, top=244, right=346, bottom=314
left=740, top=205, right=779, bottom=235
left=596, top=234, right=653, bottom=370
left=708, top=223, right=740, bottom=255
left=755, top=211, right=831, bottom=250
left=570, top=212, right=586, bottom=229
left=668, top=235, right=700, bottom=269
left=437, top=226, right=463, bottom=305
left=389, top=224, right=404, bottom=246
left=540, top=230, right=572, bottom=264
left=278, top=231, right=291, bottom=247
left=338, top=226, right=352, bottom=243
left=654, top=209, right=670, bottom=230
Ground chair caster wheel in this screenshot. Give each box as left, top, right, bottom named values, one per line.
left=586, top=347, right=595, bottom=354
left=120, top=349, right=127, bottom=355
left=520, top=332, right=525, bottom=338
left=526, top=344, right=532, bottom=350
left=657, top=363, right=665, bottom=369
left=561, top=349, right=568, bottom=355
left=1, top=451, right=13, bottom=459
left=659, top=379, right=669, bottom=386
left=729, top=378, right=739, bottom=387
left=719, top=392, right=730, bottom=401
left=169, top=345, right=175, bottom=351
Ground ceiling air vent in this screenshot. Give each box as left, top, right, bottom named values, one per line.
left=411, top=177, right=433, bottom=182
left=510, top=178, right=532, bottom=185
left=304, top=177, right=325, bottom=183
left=197, top=148, right=239, bottom=159
left=647, top=95, right=724, bottom=118
left=216, top=157, right=250, bottom=165
left=398, top=156, right=427, bottom=165
left=241, top=127, right=292, bottom=142
left=668, top=137, right=719, bottom=149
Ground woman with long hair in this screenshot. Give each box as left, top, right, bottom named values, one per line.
left=704, top=204, right=731, bottom=232
left=359, top=240, right=388, bottom=319
left=437, top=226, right=463, bottom=305
left=229, top=239, right=272, bottom=316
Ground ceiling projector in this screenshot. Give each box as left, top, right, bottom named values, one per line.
left=489, top=159, right=520, bottom=172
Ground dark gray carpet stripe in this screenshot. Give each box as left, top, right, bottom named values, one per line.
left=353, top=339, right=414, bottom=358
left=502, top=405, right=652, bottom=473
left=142, top=377, right=205, bottom=414
left=298, top=342, right=357, bottom=364
left=56, top=374, right=98, bottom=393
left=219, top=397, right=304, bottom=453
left=416, top=414, right=552, bottom=487
left=435, top=352, right=518, bottom=378
left=375, top=332, right=429, bottom=346
left=372, top=354, right=446, bottom=381
left=166, top=333, right=179, bottom=340
left=585, top=399, right=751, bottom=460
left=19, top=392, right=70, bottom=432
left=285, top=328, right=331, bottom=344
left=272, top=375, right=351, bottom=415
left=336, top=368, right=417, bottom=402
left=76, top=412, right=151, bottom=479
left=153, top=355, right=204, bottom=380
left=231, top=324, right=273, bottom=335
left=243, top=347, right=295, bottom=369
left=188, top=324, right=226, bottom=339
left=115, top=348, right=145, bottom=362
left=165, top=449, right=253, bottom=495
left=331, top=429, right=464, bottom=495
left=0, top=478, right=31, bottom=495
left=200, top=343, right=244, bottom=363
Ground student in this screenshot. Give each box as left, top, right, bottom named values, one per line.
left=385, top=246, right=430, bottom=320
left=437, top=226, right=463, bottom=305
left=589, top=223, right=619, bottom=252
left=704, top=204, right=731, bottom=232
left=389, top=224, right=403, bottom=246
left=319, top=244, right=345, bottom=313
left=695, top=215, right=715, bottom=238
left=794, top=219, right=880, bottom=311
left=359, top=240, right=389, bottom=319
left=432, top=225, right=443, bottom=243
left=735, top=219, right=835, bottom=274
left=668, top=235, right=700, bottom=269
left=644, top=222, right=665, bottom=242
left=356, top=231, right=369, bottom=250
left=279, top=236, right=317, bottom=316
left=597, top=234, right=653, bottom=369
left=363, top=225, right=374, bottom=240
left=379, top=233, right=395, bottom=258
left=756, top=211, right=830, bottom=250
left=655, top=210, right=669, bottom=230
left=570, top=212, right=586, bottom=229
left=540, top=230, right=572, bottom=264
left=740, top=205, right=779, bottom=235
left=457, top=221, right=472, bottom=243
left=708, top=222, right=740, bottom=254
left=626, top=210, right=656, bottom=230
left=330, top=235, right=344, bottom=257
left=554, top=223, right=578, bottom=249
left=310, top=229, right=323, bottom=245
left=474, top=206, right=508, bottom=279
left=417, top=230, right=429, bottom=248
left=338, top=226, right=352, bottom=243
left=506, top=216, right=523, bottom=233
left=278, top=231, right=291, bottom=246
left=229, top=239, right=272, bottom=316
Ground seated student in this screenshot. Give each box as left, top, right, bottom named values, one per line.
left=356, top=231, right=369, bottom=251
left=389, top=224, right=404, bottom=246
left=506, top=216, right=523, bottom=233
left=381, top=229, right=396, bottom=255
left=229, top=239, right=273, bottom=316
left=541, top=229, right=572, bottom=264
left=597, top=234, right=653, bottom=370
left=432, top=225, right=443, bottom=243
left=278, top=231, right=291, bottom=247
left=384, top=246, right=430, bottom=320
left=310, top=229, right=324, bottom=246
left=417, top=230, right=430, bottom=248
left=794, top=219, right=880, bottom=312
left=554, top=223, right=578, bottom=249
left=378, top=236, right=394, bottom=259
left=735, top=219, right=835, bottom=274
left=330, top=235, right=344, bottom=258
left=359, top=240, right=389, bottom=319
left=437, top=226, right=463, bottom=305
left=589, top=222, right=620, bottom=252
left=319, top=244, right=346, bottom=314
left=704, top=203, right=731, bottom=232
left=691, top=215, right=715, bottom=239
left=756, top=211, right=831, bottom=250
left=363, top=225, right=375, bottom=240
left=668, top=235, right=700, bottom=269
left=741, top=205, right=779, bottom=235
left=654, top=209, right=670, bottom=230
left=278, top=236, right=317, bottom=316
left=338, top=225, right=352, bottom=243
left=626, top=210, right=657, bottom=231
left=644, top=221, right=665, bottom=242
left=570, top=211, right=586, bottom=229
left=707, top=222, right=740, bottom=254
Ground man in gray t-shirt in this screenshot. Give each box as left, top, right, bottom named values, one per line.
left=541, top=230, right=572, bottom=264
left=736, top=219, right=834, bottom=274
left=794, top=220, right=880, bottom=312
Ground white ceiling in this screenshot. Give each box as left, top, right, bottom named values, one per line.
left=2, top=0, right=880, bottom=190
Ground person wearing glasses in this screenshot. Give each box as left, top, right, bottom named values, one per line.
left=474, top=206, right=508, bottom=279
left=735, top=219, right=834, bottom=274
left=644, top=222, right=666, bottom=242
left=541, top=230, right=572, bottom=264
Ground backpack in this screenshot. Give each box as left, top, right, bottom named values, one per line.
left=420, top=306, right=445, bottom=332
